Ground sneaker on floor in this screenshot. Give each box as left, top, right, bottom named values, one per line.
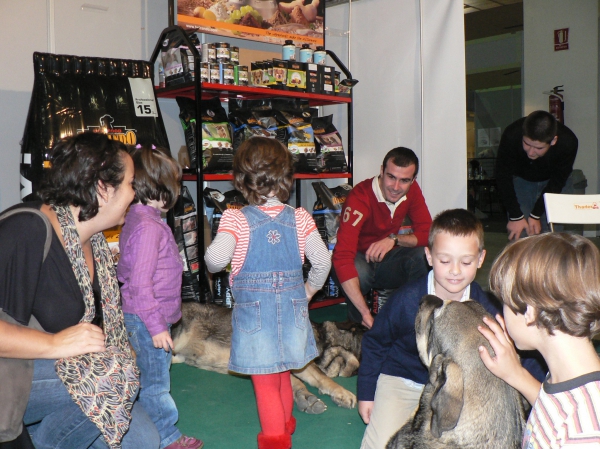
left=165, top=435, right=204, bottom=449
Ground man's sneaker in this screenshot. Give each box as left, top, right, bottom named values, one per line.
left=165, top=435, right=204, bottom=449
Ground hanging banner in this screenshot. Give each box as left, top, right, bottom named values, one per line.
left=177, top=0, right=324, bottom=46
left=20, top=52, right=170, bottom=201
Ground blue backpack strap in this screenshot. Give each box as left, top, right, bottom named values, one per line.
left=0, top=208, right=52, bottom=262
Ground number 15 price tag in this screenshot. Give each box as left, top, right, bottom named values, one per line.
left=129, top=78, right=158, bottom=117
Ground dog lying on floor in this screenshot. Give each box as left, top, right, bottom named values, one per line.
left=387, top=295, right=525, bottom=449
left=171, top=301, right=365, bottom=414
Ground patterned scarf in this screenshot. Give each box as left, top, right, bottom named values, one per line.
left=52, top=205, right=139, bottom=448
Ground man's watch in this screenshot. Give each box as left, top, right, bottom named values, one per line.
left=388, top=233, right=399, bottom=246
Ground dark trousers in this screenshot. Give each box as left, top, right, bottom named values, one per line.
left=334, top=246, right=429, bottom=323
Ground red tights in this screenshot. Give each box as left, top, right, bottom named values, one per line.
left=251, top=371, right=293, bottom=436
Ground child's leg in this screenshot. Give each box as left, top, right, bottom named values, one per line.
left=278, top=371, right=295, bottom=434
left=251, top=373, right=286, bottom=435
left=124, top=313, right=181, bottom=449
left=360, top=374, right=423, bottom=449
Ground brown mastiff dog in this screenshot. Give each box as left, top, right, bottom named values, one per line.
left=172, top=302, right=364, bottom=414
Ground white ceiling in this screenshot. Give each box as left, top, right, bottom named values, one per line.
left=464, top=0, right=522, bottom=14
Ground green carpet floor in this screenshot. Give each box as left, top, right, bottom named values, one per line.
left=170, top=304, right=366, bottom=449
left=170, top=225, right=600, bottom=448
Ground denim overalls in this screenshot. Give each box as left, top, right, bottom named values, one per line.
left=228, top=205, right=318, bottom=375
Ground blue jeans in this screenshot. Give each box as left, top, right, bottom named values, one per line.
left=336, top=246, right=428, bottom=323
left=513, top=173, right=573, bottom=237
left=124, top=313, right=181, bottom=449
left=24, top=358, right=159, bottom=449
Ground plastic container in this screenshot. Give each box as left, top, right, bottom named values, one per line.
left=299, top=44, right=313, bottom=63
left=313, top=46, right=326, bottom=65
left=282, top=40, right=296, bottom=61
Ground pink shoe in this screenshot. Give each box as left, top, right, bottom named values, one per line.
left=165, top=435, right=204, bottom=449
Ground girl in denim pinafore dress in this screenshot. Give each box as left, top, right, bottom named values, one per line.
left=204, top=137, right=331, bottom=449
left=229, top=205, right=318, bottom=375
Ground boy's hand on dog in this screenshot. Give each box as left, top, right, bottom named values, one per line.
left=358, top=400, right=374, bottom=424
left=152, top=331, right=174, bottom=352
left=477, top=315, right=540, bottom=404
left=477, top=315, right=520, bottom=380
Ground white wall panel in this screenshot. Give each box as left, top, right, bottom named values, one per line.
left=420, top=0, right=467, bottom=214
left=523, top=0, right=599, bottom=196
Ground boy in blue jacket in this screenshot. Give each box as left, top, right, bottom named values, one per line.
left=357, top=208, right=547, bottom=449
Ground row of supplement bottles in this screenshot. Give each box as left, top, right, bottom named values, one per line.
left=282, top=40, right=326, bottom=64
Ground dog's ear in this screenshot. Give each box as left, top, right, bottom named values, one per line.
left=429, top=354, right=464, bottom=438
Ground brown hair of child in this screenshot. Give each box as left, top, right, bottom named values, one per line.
left=427, top=208, right=484, bottom=252
left=490, top=232, right=600, bottom=338
left=128, top=144, right=181, bottom=210
left=233, top=137, right=294, bottom=206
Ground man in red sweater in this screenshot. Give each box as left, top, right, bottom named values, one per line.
left=332, top=147, right=432, bottom=328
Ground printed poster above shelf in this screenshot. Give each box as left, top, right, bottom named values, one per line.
left=177, top=0, right=325, bottom=47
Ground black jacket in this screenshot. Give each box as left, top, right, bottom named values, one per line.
left=495, top=118, right=578, bottom=220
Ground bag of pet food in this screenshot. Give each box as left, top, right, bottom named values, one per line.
left=311, top=181, right=352, bottom=246
left=173, top=186, right=212, bottom=303
left=278, top=109, right=318, bottom=174
left=21, top=52, right=170, bottom=201
left=228, top=108, right=287, bottom=151
left=176, top=96, right=233, bottom=172
left=202, top=187, right=248, bottom=307
left=312, top=115, right=347, bottom=173
left=160, top=30, right=201, bottom=87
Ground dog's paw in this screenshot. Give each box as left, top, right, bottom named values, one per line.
left=294, top=391, right=328, bottom=414
left=327, top=388, right=357, bottom=409
left=172, top=354, right=186, bottom=364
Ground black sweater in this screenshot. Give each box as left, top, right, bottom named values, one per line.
left=495, top=117, right=578, bottom=220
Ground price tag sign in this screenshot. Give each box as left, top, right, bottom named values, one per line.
left=128, top=78, right=158, bottom=117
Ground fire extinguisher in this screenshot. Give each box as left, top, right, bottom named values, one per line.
left=546, top=85, right=564, bottom=124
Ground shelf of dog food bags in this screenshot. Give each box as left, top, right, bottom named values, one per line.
left=151, top=24, right=355, bottom=309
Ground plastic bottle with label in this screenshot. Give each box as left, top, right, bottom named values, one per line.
left=299, top=44, right=313, bottom=63
left=282, top=40, right=296, bottom=61
left=313, top=46, right=326, bottom=65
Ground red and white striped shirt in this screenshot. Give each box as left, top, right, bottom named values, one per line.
left=523, top=372, right=600, bottom=448
left=204, top=199, right=331, bottom=289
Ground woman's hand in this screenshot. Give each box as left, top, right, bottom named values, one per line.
left=50, top=322, right=106, bottom=358
left=152, top=331, right=174, bottom=352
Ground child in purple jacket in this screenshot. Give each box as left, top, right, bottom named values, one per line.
left=118, top=144, right=203, bottom=449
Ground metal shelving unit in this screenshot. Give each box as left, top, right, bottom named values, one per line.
left=150, top=22, right=355, bottom=308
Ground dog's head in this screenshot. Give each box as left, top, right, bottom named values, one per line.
left=414, top=295, right=497, bottom=438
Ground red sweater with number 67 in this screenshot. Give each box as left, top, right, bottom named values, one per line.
left=332, top=177, right=432, bottom=284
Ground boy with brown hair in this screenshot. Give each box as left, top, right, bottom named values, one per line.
left=479, top=232, right=600, bottom=447
left=357, top=208, right=546, bottom=449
